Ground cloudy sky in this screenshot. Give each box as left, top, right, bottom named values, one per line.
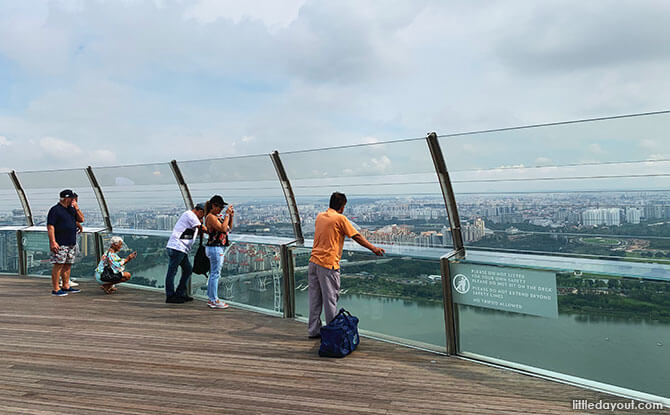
left=1, top=0, right=670, bottom=172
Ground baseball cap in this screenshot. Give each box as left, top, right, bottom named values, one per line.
left=59, top=189, right=75, bottom=198
left=210, top=195, right=227, bottom=207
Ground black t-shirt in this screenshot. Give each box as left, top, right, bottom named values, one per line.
left=47, top=203, right=78, bottom=246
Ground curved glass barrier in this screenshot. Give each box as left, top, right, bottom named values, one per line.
left=280, top=139, right=451, bottom=248
left=92, top=163, right=184, bottom=230
left=0, top=174, right=25, bottom=226
left=438, top=112, right=670, bottom=259
left=16, top=169, right=104, bottom=227
left=449, top=250, right=670, bottom=402
left=191, top=240, right=284, bottom=315
left=0, top=229, right=19, bottom=274
left=292, top=242, right=446, bottom=350
left=178, top=155, right=293, bottom=238
left=21, top=229, right=98, bottom=280
left=102, top=231, right=173, bottom=289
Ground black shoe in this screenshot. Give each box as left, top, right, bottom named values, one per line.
left=166, top=295, right=186, bottom=304
left=179, top=294, right=194, bottom=302
left=308, top=334, right=321, bottom=339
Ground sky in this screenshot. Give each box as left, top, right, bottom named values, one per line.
left=1, top=0, right=670, bottom=173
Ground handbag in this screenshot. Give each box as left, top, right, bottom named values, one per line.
left=318, top=308, right=360, bottom=358
left=192, top=233, right=210, bottom=277
left=100, top=251, right=120, bottom=282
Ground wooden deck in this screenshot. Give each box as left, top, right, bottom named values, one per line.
left=0, top=276, right=661, bottom=414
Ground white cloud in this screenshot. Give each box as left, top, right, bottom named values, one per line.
left=39, top=136, right=84, bottom=159
left=0, top=136, right=11, bottom=147
left=0, top=0, right=669, bottom=174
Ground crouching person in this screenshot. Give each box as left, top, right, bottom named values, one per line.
left=95, top=236, right=137, bottom=294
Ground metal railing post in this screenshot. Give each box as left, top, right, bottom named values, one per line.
left=170, top=160, right=194, bottom=210
left=426, top=132, right=464, bottom=254
left=270, top=151, right=304, bottom=245
left=16, top=229, right=27, bottom=276
left=441, top=253, right=459, bottom=355
left=280, top=244, right=296, bottom=318
left=85, top=166, right=113, bottom=231
left=9, top=171, right=33, bottom=227
left=426, top=132, right=465, bottom=356
left=94, top=232, right=104, bottom=263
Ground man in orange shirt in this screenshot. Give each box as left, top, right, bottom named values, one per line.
left=308, top=192, right=385, bottom=338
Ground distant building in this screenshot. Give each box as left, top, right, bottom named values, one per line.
left=582, top=208, right=621, bottom=226
left=625, top=208, right=641, bottom=224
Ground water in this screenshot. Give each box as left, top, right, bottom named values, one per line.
left=128, top=263, right=669, bottom=400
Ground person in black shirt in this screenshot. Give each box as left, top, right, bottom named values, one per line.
left=47, top=189, right=85, bottom=296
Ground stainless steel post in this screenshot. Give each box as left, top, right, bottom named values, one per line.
left=9, top=171, right=33, bottom=227
left=270, top=151, right=304, bottom=245
left=169, top=160, right=194, bottom=210
left=85, top=166, right=113, bottom=231
left=280, top=244, right=296, bottom=318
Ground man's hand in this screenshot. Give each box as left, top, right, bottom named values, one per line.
left=50, top=241, right=60, bottom=254
left=372, top=246, right=385, bottom=256
left=128, top=251, right=137, bottom=260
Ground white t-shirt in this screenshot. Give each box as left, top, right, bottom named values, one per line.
left=166, top=210, right=201, bottom=253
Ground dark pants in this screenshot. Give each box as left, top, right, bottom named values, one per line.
left=165, top=248, right=192, bottom=297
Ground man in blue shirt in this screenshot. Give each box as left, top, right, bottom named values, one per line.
left=47, top=189, right=85, bottom=296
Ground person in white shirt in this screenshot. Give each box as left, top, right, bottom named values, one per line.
left=164, top=203, right=207, bottom=303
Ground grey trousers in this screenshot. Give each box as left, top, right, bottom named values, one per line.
left=307, top=262, right=340, bottom=337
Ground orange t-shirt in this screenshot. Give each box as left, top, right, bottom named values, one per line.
left=309, top=208, right=359, bottom=270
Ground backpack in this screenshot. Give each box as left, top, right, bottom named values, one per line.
left=192, top=233, right=209, bottom=277
left=318, top=308, right=360, bottom=358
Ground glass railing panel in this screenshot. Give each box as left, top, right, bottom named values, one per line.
left=16, top=169, right=105, bottom=227
left=292, top=245, right=446, bottom=349
left=280, top=139, right=451, bottom=248
left=438, top=111, right=670, bottom=259
left=0, top=228, right=19, bottom=274
left=450, top=254, right=670, bottom=401
left=0, top=174, right=25, bottom=226
left=191, top=241, right=283, bottom=314
left=102, top=231, right=172, bottom=290
left=92, top=164, right=184, bottom=230
left=178, top=155, right=293, bottom=238
left=22, top=229, right=98, bottom=280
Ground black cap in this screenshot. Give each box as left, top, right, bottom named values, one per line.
left=59, top=189, right=75, bottom=198
left=210, top=195, right=227, bottom=207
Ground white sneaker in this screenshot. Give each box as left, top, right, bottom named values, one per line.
left=207, top=300, right=229, bottom=309
left=69, top=281, right=79, bottom=287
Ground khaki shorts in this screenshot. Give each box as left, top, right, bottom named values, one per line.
left=50, top=245, right=77, bottom=264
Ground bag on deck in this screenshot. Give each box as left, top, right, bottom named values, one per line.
left=319, top=308, right=360, bottom=358
left=192, top=234, right=209, bottom=277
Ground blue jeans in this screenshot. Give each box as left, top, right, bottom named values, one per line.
left=205, top=246, right=227, bottom=302
left=165, top=248, right=192, bottom=297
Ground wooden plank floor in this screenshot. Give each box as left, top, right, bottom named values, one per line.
left=0, top=276, right=662, bottom=415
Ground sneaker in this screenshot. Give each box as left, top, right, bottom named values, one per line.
left=166, top=295, right=186, bottom=304
left=62, top=287, right=81, bottom=293
left=207, top=300, right=229, bottom=309
left=69, top=281, right=79, bottom=287
left=51, top=290, right=68, bottom=297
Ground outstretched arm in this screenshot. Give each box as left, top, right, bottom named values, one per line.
left=352, top=234, right=385, bottom=256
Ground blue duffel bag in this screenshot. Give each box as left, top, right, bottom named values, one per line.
left=319, top=308, right=360, bottom=358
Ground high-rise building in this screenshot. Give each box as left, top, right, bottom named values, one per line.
left=582, top=208, right=621, bottom=226
left=626, top=208, right=641, bottom=224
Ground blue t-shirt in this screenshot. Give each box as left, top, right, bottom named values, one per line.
left=47, top=203, right=78, bottom=246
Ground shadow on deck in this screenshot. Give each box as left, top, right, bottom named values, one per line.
left=0, top=276, right=660, bottom=414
